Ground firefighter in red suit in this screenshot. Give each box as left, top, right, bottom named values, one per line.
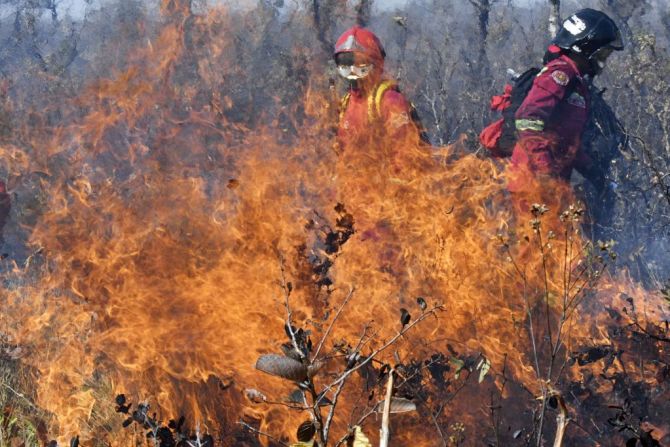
left=334, top=26, right=421, bottom=161
left=333, top=26, right=422, bottom=280
left=508, top=9, right=623, bottom=211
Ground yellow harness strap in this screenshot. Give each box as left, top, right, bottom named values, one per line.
left=339, top=92, right=351, bottom=123
left=368, top=80, right=398, bottom=123
left=339, top=80, right=398, bottom=125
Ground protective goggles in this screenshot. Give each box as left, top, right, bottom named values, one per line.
left=336, top=64, right=374, bottom=80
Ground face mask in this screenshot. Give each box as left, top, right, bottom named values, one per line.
left=336, top=64, right=373, bottom=80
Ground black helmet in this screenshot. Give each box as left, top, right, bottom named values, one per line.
left=554, top=9, right=624, bottom=58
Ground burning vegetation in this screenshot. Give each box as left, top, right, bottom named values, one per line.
left=0, top=0, right=669, bottom=446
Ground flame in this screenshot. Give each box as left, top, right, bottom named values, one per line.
left=0, top=5, right=667, bottom=446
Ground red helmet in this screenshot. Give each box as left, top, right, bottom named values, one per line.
left=333, top=26, right=386, bottom=64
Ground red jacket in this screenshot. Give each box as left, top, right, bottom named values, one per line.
left=511, top=54, right=592, bottom=184
left=337, top=82, right=415, bottom=149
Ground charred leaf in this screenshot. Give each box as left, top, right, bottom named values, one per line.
left=148, top=427, right=175, bottom=447
left=115, top=394, right=132, bottom=414
left=400, top=308, right=411, bottom=327
left=255, top=354, right=308, bottom=381
left=426, top=353, right=450, bottom=387
left=287, top=389, right=304, bottom=403
left=639, top=430, right=661, bottom=447
left=574, top=345, right=613, bottom=366
left=297, top=420, right=316, bottom=442
left=168, top=416, right=185, bottom=432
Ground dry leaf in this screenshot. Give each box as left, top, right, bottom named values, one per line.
left=375, top=397, right=417, bottom=413
left=352, top=426, right=372, bottom=447
left=255, top=354, right=307, bottom=381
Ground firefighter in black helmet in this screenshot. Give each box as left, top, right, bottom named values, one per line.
left=506, top=9, right=624, bottom=225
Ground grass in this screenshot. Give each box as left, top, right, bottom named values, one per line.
left=0, top=355, right=40, bottom=447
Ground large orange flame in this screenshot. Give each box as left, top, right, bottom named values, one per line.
left=0, top=5, right=667, bottom=447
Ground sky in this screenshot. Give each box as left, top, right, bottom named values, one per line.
left=43, top=0, right=540, bottom=20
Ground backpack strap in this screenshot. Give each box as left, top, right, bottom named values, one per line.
left=340, top=81, right=399, bottom=124
left=339, top=92, right=351, bottom=123
left=368, top=80, right=398, bottom=123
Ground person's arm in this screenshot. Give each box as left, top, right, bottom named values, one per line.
left=380, top=89, right=419, bottom=143
left=573, top=141, right=601, bottom=184
left=514, top=63, right=576, bottom=173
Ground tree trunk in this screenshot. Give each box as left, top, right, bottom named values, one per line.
left=470, top=0, right=492, bottom=79
left=161, top=0, right=192, bottom=16
left=600, top=0, right=643, bottom=50
left=356, top=0, right=373, bottom=27
left=379, top=370, right=394, bottom=447
left=310, top=0, right=336, bottom=58
left=548, top=0, right=561, bottom=38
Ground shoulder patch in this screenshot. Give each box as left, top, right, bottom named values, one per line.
left=551, top=70, right=570, bottom=86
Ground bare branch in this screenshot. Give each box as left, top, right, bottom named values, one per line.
left=278, top=254, right=305, bottom=360
left=379, top=369, right=394, bottom=447
left=552, top=394, right=569, bottom=447
left=548, top=0, right=561, bottom=38
left=238, top=421, right=289, bottom=447
left=318, top=305, right=444, bottom=400
left=313, top=286, right=355, bottom=360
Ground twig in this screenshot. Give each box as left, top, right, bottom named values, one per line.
left=501, top=243, right=541, bottom=380
left=379, top=368, right=394, bottom=447
left=552, top=394, right=569, bottom=447
left=537, top=228, right=555, bottom=357
left=489, top=354, right=508, bottom=447
left=628, top=320, right=670, bottom=344
left=1, top=382, right=38, bottom=411
left=570, top=418, right=601, bottom=444
left=238, top=421, right=289, bottom=447
left=323, top=323, right=375, bottom=441
left=319, top=306, right=444, bottom=398
left=314, top=286, right=355, bottom=360
left=333, top=408, right=377, bottom=447
left=429, top=404, right=448, bottom=447
left=278, top=254, right=305, bottom=360
left=322, top=374, right=348, bottom=442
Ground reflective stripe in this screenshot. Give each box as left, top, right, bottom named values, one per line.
left=515, top=118, right=545, bottom=131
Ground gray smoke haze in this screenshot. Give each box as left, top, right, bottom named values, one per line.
left=0, top=0, right=668, bottom=283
